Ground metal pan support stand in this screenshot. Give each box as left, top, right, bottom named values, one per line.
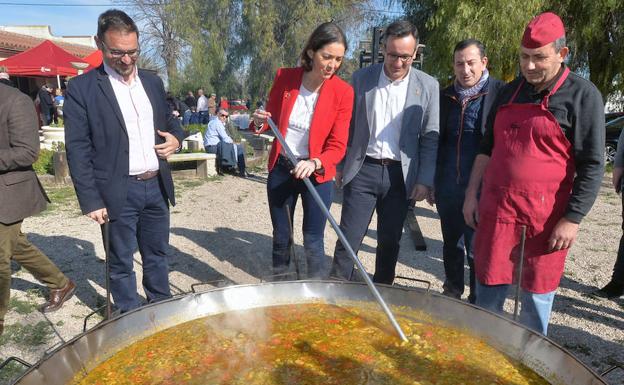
left=513, top=225, right=527, bottom=320
left=265, top=117, right=408, bottom=342
left=284, top=204, right=301, bottom=279
left=103, top=220, right=112, bottom=320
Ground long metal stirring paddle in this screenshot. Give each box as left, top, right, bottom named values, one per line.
left=264, top=117, right=408, bottom=342
left=513, top=225, right=527, bottom=321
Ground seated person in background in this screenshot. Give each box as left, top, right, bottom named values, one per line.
left=166, top=92, right=191, bottom=126
left=203, top=109, right=247, bottom=177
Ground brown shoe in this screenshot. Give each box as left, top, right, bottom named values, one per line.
left=40, top=280, right=76, bottom=313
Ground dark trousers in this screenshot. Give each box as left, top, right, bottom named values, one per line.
left=267, top=161, right=333, bottom=279
left=199, top=111, right=209, bottom=124
left=435, top=185, right=476, bottom=303
left=104, top=177, right=171, bottom=312
left=331, top=161, right=408, bottom=284
left=611, top=187, right=624, bottom=285
left=42, top=107, right=53, bottom=125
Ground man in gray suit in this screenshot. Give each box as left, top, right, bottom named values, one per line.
left=331, top=20, right=439, bottom=284
left=0, top=84, right=75, bottom=335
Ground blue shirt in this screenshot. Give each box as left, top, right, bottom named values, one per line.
left=203, top=117, right=233, bottom=147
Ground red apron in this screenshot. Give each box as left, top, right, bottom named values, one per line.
left=474, top=67, right=574, bottom=294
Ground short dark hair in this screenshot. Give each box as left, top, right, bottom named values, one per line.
left=382, top=19, right=418, bottom=45
left=300, top=22, right=348, bottom=72
left=453, top=39, right=486, bottom=58
left=97, top=9, right=139, bottom=41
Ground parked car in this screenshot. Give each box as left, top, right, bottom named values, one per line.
left=229, top=99, right=248, bottom=111
left=606, top=112, right=624, bottom=123
left=606, top=115, right=624, bottom=164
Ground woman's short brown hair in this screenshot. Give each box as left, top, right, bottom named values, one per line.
left=300, top=22, right=348, bottom=72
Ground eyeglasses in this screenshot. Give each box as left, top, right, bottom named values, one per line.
left=219, top=114, right=229, bottom=118
left=100, top=40, right=140, bottom=59
left=384, top=51, right=415, bottom=63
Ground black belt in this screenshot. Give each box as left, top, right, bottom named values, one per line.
left=131, top=170, right=159, bottom=181
left=364, top=156, right=401, bottom=166
left=277, top=155, right=306, bottom=168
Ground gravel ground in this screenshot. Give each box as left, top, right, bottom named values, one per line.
left=1, top=172, right=623, bottom=384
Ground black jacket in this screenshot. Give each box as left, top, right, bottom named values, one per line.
left=38, top=88, right=54, bottom=110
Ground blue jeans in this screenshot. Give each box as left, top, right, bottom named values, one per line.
left=475, top=281, right=556, bottom=335
left=189, top=112, right=200, bottom=125
left=182, top=110, right=192, bottom=126
left=267, top=160, right=333, bottom=279
left=104, top=177, right=172, bottom=312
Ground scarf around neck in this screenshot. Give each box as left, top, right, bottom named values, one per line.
left=454, top=68, right=489, bottom=101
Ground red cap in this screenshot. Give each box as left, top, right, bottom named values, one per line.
left=522, top=12, right=565, bottom=49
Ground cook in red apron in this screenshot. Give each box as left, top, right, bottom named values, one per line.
left=473, top=67, right=574, bottom=331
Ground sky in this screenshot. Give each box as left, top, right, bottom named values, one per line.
left=0, top=1, right=130, bottom=37
left=0, top=0, right=403, bottom=38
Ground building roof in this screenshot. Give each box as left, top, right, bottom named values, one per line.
left=0, top=29, right=95, bottom=58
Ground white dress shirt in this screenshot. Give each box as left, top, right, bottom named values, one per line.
left=196, top=95, right=208, bottom=112
left=285, top=84, right=318, bottom=158
left=103, top=63, right=159, bottom=175
left=366, top=67, right=410, bottom=161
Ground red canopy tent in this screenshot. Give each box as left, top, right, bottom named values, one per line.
left=0, top=40, right=92, bottom=82
left=83, top=49, right=102, bottom=68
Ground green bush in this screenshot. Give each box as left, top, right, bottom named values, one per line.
left=226, top=121, right=242, bottom=142
left=186, top=123, right=206, bottom=135
left=33, top=149, right=54, bottom=175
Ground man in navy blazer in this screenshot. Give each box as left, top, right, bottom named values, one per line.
left=64, top=9, right=184, bottom=313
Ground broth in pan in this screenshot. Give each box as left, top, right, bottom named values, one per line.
left=72, top=303, right=550, bottom=385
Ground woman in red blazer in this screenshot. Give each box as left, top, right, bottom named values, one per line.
left=252, top=22, right=354, bottom=279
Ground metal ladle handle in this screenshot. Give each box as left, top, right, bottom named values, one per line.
left=264, top=117, right=408, bottom=342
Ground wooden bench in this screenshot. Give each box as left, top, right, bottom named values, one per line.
left=167, top=152, right=217, bottom=178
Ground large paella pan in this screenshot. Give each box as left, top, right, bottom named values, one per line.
left=13, top=281, right=606, bottom=385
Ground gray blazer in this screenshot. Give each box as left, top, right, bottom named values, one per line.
left=0, top=83, right=49, bottom=224
left=341, top=63, right=440, bottom=194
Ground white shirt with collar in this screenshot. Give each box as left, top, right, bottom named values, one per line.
left=103, top=62, right=159, bottom=175
left=196, top=95, right=208, bottom=112
left=366, top=67, right=410, bottom=161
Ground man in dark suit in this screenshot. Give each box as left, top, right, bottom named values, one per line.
left=0, top=83, right=75, bottom=335
left=64, top=9, right=185, bottom=313
left=38, top=84, right=54, bottom=125
left=434, top=39, right=503, bottom=303
left=330, top=20, right=439, bottom=284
